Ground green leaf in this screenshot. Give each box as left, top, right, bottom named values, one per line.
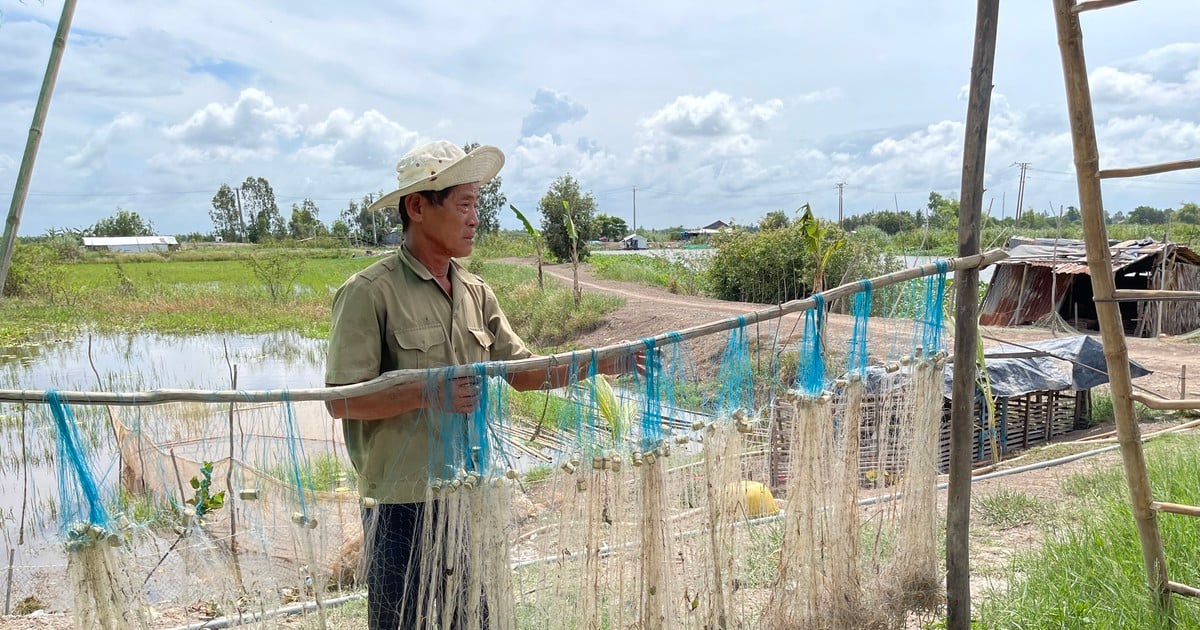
left=190, top=477, right=201, bottom=489
left=510, top=204, right=538, bottom=238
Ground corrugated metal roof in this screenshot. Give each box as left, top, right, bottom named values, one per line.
left=994, top=237, right=1200, bottom=275
left=980, top=264, right=1072, bottom=326
left=82, top=236, right=178, bottom=246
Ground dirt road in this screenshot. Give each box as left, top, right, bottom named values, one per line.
left=536, top=260, right=1195, bottom=399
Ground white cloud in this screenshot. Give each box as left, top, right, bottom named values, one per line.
left=164, top=88, right=302, bottom=149
left=299, top=109, right=421, bottom=169
left=792, top=87, right=843, bottom=105
left=640, top=92, right=783, bottom=138
left=65, top=113, right=144, bottom=172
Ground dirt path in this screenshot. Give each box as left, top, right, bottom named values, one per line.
left=534, top=259, right=1196, bottom=399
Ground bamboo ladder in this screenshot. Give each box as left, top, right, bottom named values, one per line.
left=1053, top=0, right=1200, bottom=619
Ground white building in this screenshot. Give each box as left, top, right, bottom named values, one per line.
left=82, top=236, right=179, bottom=253
left=622, top=233, right=648, bottom=250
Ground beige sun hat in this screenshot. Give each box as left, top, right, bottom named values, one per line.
left=368, top=140, right=505, bottom=211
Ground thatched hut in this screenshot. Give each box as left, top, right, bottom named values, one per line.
left=980, top=237, right=1200, bottom=336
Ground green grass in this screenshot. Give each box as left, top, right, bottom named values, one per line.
left=1, top=247, right=623, bottom=350
left=0, top=251, right=376, bottom=343
left=589, top=254, right=706, bottom=296
left=469, top=260, right=623, bottom=350
left=523, top=464, right=554, bottom=483
left=973, top=489, right=1054, bottom=530
left=977, top=434, right=1200, bottom=629
left=508, top=388, right=577, bottom=430
left=471, top=232, right=538, bottom=259
left=262, top=452, right=358, bottom=492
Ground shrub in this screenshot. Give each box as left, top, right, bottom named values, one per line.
left=2, top=242, right=67, bottom=301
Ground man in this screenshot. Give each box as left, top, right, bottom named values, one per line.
left=325, top=140, right=632, bottom=629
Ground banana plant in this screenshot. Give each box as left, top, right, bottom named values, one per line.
left=797, top=203, right=845, bottom=295
left=510, top=204, right=544, bottom=290
left=563, top=200, right=582, bottom=306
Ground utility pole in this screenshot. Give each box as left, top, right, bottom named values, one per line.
left=0, top=0, right=79, bottom=299
left=1013, top=162, right=1030, bottom=223
left=835, top=182, right=847, bottom=227
left=234, top=187, right=246, bottom=243
left=632, top=186, right=637, bottom=235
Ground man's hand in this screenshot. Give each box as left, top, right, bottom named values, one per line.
left=431, top=376, right=484, bottom=414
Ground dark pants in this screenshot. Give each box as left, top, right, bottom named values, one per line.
left=363, top=502, right=488, bottom=630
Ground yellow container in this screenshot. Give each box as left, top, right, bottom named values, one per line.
left=740, top=481, right=780, bottom=518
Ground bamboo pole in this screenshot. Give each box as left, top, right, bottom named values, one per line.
left=1151, top=502, right=1200, bottom=518
left=0, top=249, right=1007, bottom=406
left=1111, top=289, right=1200, bottom=302
left=0, top=0, right=79, bottom=299
left=947, top=3, right=998, bottom=628
left=1099, top=158, right=1200, bottom=179
left=1053, top=0, right=1171, bottom=615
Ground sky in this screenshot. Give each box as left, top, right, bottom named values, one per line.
left=1, top=1, right=1199, bottom=237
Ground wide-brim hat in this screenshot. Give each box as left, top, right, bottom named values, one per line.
left=368, top=140, right=504, bottom=211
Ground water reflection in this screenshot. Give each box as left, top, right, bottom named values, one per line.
left=0, top=331, right=328, bottom=393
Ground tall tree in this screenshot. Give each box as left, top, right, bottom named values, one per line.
left=759, top=210, right=791, bottom=231
left=539, top=174, right=596, bottom=262
left=464, top=142, right=506, bottom=236
left=593, top=213, right=628, bottom=240
left=240, top=177, right=284, bottom=242
left=340, top=193, right=386, bottom=244
left=288, top=198, right=326, bottom=239
left=91, top=208, right=155, bottom=237
left=210, top=184, right=241, bottom=242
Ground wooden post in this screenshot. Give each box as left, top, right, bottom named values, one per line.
left=1053, top=0, right=1172, bottom=615
left=947, top=1, right=999, bottom=627
left=1181, top=365, right=1187, bottom=400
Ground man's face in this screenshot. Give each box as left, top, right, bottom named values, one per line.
left=414, top=183, right=481, bottom=258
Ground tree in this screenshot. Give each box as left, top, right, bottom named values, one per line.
left=926, top=191, right=960, bottom=230
left=1063, top=206, right=1082, bottom=223
left=1129, top=205, right=1167, bottom=225
left=1176, top=202, right=1200, bottom=225
left=539, top=174, right=596, bottom=262
left=593, top=213, right=629, bottom=241
left=464, top=143, right=506, bottom=237
left=91, top=208, right=155, bottom=237
left=240, top=177, right=284, bottom=242
left=288, top=198, right=327, bottom=239
left=210, top=184, right=242, bottom=242
left=340, top=193, right=387, bottom=245
left=759, top=210, right=791, bottom=231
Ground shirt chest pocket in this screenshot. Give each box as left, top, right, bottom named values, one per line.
left=468, top=326, right=495, bottom=362
left=391, top=325, right=448, bottom=369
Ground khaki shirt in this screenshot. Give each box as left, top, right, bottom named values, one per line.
left=325, top=244, right=531, bottom=503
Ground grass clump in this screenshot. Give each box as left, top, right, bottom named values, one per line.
left=977, top=433, right=1200, bottom=629
left=263, top=452, right=358, bottom=492
left=590, top=254, right=706, bottom=295
left=973, top=489, right=1054, bottom=530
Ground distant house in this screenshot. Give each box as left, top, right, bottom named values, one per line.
left=622, top=233, right=648, bottom=250
left=682, top=220, right=731, bottom=240
left=82, top=236, right=179, bottom=253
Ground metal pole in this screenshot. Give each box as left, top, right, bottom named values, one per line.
left=0, top=0, right=79, bottom=299
left=947, top=1, right=999, bottom=628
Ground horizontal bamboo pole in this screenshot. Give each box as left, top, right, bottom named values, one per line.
left=1151, top=502, right=1200, bottom=518
left=0, top=248, right=1007, bottom=406
left=1131, top=393, right=1200, bottom=411
left=1168, top=581, right=1200, bottom=598
left=1099, top=157, right=1200, bottom=179
left=1109, top=289, right=1200, bottom=303
left=1071, top=0, right=1138, bottom=13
